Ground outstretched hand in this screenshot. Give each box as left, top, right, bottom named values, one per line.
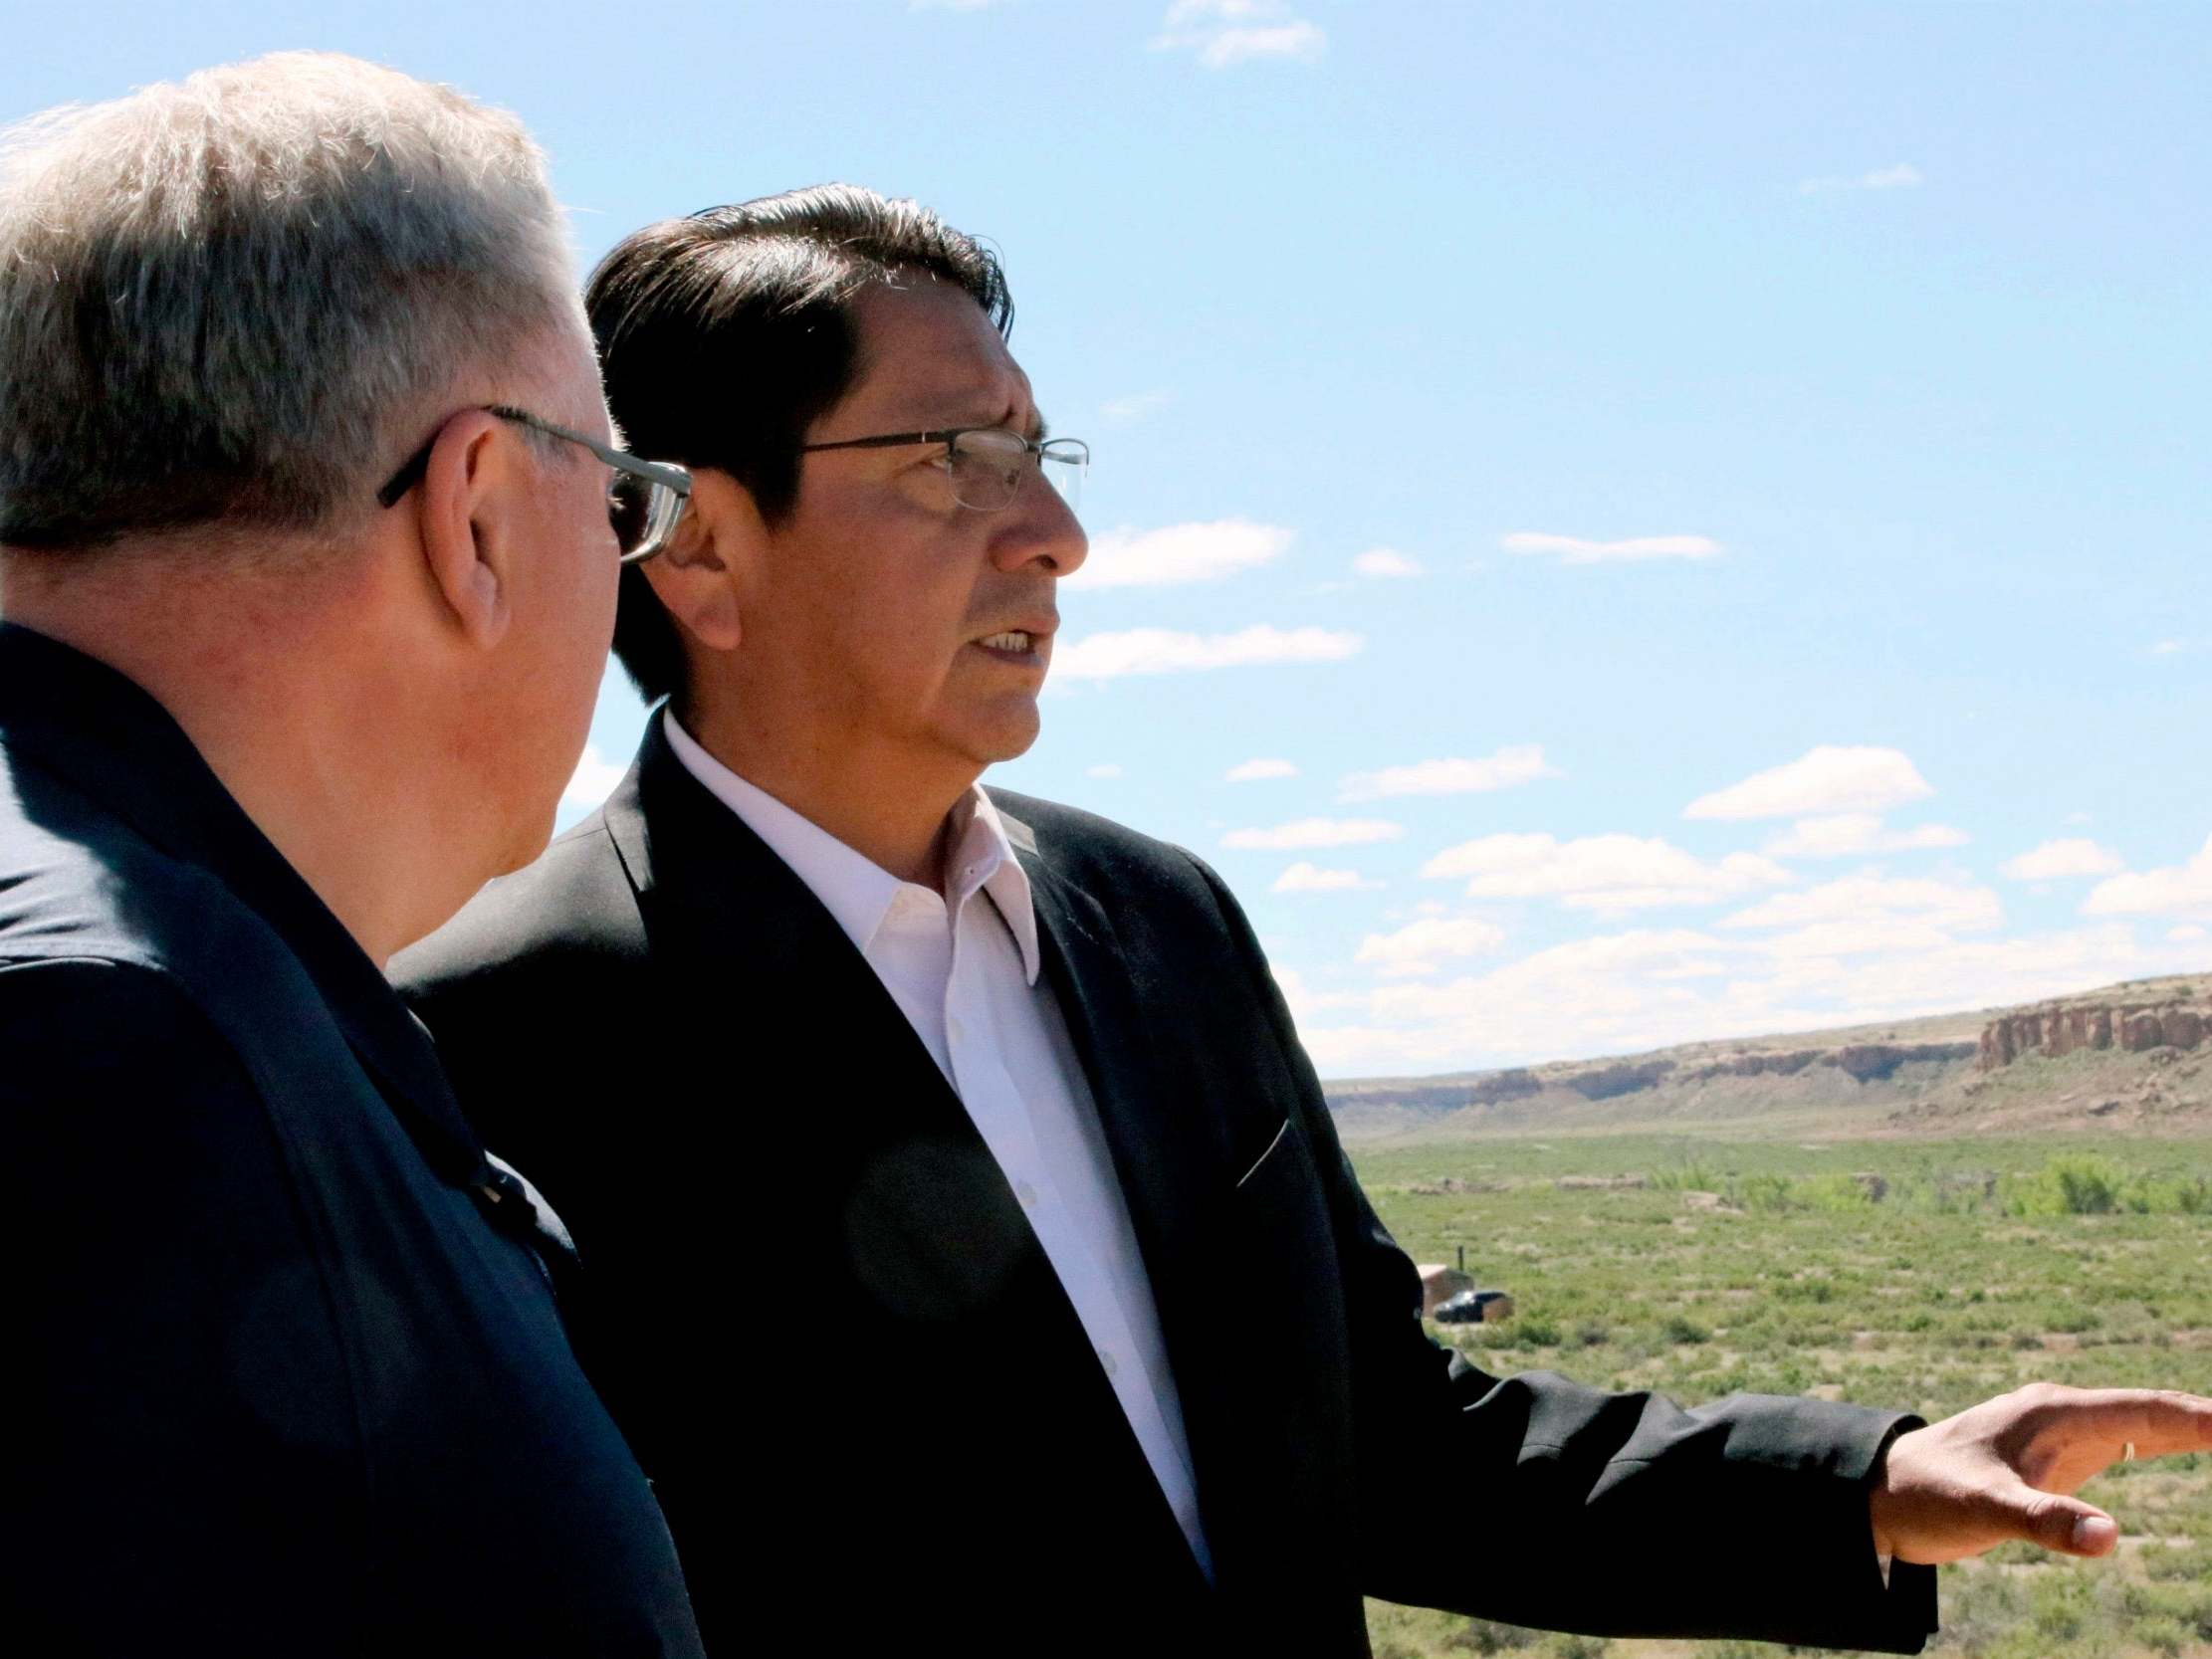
left=1870, top=1383, right=2212, bottom=1565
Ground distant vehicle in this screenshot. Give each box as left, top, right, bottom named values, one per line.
left=1432, top=1289, right=1514, bottom=1326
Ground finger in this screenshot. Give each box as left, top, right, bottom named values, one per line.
left=1980, top=1477, right=2120, bottom=1557
left=2024, top=1388, right=2212, bottom=1460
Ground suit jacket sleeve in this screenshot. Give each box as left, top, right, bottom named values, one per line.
left=1180, top=855, right=1938, bottom=1652
left=1, top=958, right=365, bottom=1651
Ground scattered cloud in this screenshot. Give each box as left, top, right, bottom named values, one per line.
left=562, top=740, right=628, bottom=810
left=1354, top=917, right=1507, bottom=977
left=1352, top=546, right=1423, bottom=579
left=1798, top=162, right=1924, bottom=196
left=1338, top=745, right=1560, bottom=802
left=1421, top=832, right=1790, bottom=912
left=1151, top=0, right=1324, bottom=68
left=1101, top=389, right=1174, bottom=424
left=1084, top=763, right=1124, bottom=780
left=1064, top=518, right=1291, bottom=589
left=1053, top=624, right=1362, bottom=680
left=1685, top=745, right=1934, bottom=822
left=1273, top=861, right=1380, bottom=894
left=1721, top=875, right=2002, bottom=936
left=2002, top=839, right=2124, bottom=881
left=1501, top=531, right=1722, bottom=565
left=2082, top=834, right=2212, bottom=923
left=1226, top=757, right=1299, bottom=782
left=1289, top=915, right=2195, bottom=1080
left=2171, top=925, right=2209, bottom=944
left=1763, top=813, right=1969, bottom=859
left=1224, top=817, right=1404, bottom=851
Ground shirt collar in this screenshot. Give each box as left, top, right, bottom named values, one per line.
left=662, top=709, right=1040, bottom=984
left=0, top=623, right=485, bottom=1179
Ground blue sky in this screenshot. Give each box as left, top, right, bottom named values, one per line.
left=9, top=1, right=2207, bottom=1076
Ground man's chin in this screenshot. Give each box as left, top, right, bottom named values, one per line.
left=947, top=703, right=1043, bottom=770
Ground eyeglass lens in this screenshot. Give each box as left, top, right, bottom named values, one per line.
left=609, top=472, right=684, bottom=563
left=947, top=431, right=1086, bottom=514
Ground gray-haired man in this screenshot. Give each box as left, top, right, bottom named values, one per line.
left=0, top=54, right=700, bottom=1652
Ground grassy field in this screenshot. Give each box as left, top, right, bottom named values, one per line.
left=1349, top=1135, right=2212, bottom=1659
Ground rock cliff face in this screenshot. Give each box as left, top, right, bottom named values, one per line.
left=1977, top=996, right=2209, bottom=1070
left=1323, top=971, right=2212, bottom=1141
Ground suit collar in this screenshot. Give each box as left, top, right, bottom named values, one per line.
left=0, top=623, right=484, bottom=1179
left=654, top=711, right=1042, bottom=983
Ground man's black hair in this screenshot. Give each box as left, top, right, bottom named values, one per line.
left=585, top=183, right=1013, bottom=708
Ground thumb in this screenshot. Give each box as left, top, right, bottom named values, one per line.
left=1989, top=1481, right=2119, bottom=1557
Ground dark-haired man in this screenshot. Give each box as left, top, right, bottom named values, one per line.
left=396, top=185, right=2212, bottom=1657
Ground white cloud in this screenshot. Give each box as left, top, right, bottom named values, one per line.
left=1721, top=875, right=2002, bottom=935
left=562, top=740, right=628, bottom=811
left=1273, top=861, right=1379, bottom=894
left=1053, top=624, right=1362, bottom=681
left=1338, top=746, right=1559, bottom=803
left=1064, top=518, right=1291, bottom=589
left=1501, top=531, right=1722, bottom=565
left=2002, top=839, right=2124, bottom=881
left=1226, top=757, right=1298, bottom=783
left=2171, top=925, right=2209, bottom=943
left=1152, top=0, right=1324, bottom=67
left=2151, top=640, right=2186, bottom=657
left=1763, top=814, right=1969, bottom=859
left=1420, top=832, right=1790, bottom=912
left=1100, top=389, right=1173, bottom=423
left=1293, top=916, right=2197, bottom=1080
left=1224, top=817, right=1404, bottom=851
left=2082, top=834, right=2212, bottom=923
left=1084, top=763, right=1124, bottom=780
left=1685, top=745, right=1934, bottom=821
left=1354, top=917, right=1507, bottom=977
left=1352, top=546, right=1423, bottom=579
left=1798, top=162, right=1924, bottom=196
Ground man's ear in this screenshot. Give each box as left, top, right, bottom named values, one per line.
left=640, top=469, right=765, bottom=656
left=413, top=408, right=520, bottom=651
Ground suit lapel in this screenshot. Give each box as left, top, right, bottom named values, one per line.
left=1014, top=834, right=1222, bottom=1360
left=611, top=721, right=973, bottom=1151
left=610, top=738, right=1215, bottom=1585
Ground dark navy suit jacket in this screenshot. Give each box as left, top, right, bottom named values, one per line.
left=0, top=625, right=702, bottom=1656
left=396, top=719, right=1939, bottom=1657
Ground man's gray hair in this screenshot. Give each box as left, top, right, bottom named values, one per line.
left=0, top=52, right=579, bottom=550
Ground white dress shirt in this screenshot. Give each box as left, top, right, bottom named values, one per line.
left=664, top=714, right=1212, bottom=1575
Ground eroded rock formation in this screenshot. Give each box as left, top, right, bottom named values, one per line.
left=1978, top=997, right=2209, bottom=1069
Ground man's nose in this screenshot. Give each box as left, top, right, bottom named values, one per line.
left=991, top=466, right=1088, bottom=577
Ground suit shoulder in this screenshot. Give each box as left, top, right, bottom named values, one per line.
left=392, top=811, right=642, bottom=1008
left=0, top=772, right=272, bottom=996
left=986, top=788, right=1227, bottom=912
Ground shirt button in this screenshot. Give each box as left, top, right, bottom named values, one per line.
left=1014, top=1179, right=1037, bottom=1209
left=1098, top=1349, right=1119, bottom=1378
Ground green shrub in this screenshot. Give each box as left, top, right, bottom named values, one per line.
left=2004, top=1154, right=2124, bottom=1216
left=1444, top=1618, right=1535, bottom=1653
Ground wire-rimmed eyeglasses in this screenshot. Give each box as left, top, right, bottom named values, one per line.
left=376, top=404, right=693, bottom=565
left=799, top=427, right=1088, bottom=514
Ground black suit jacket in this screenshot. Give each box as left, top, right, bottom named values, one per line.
left=395, top=721, right=1937, bottom=1657
left=0, top=626, right=701, bottom=1655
